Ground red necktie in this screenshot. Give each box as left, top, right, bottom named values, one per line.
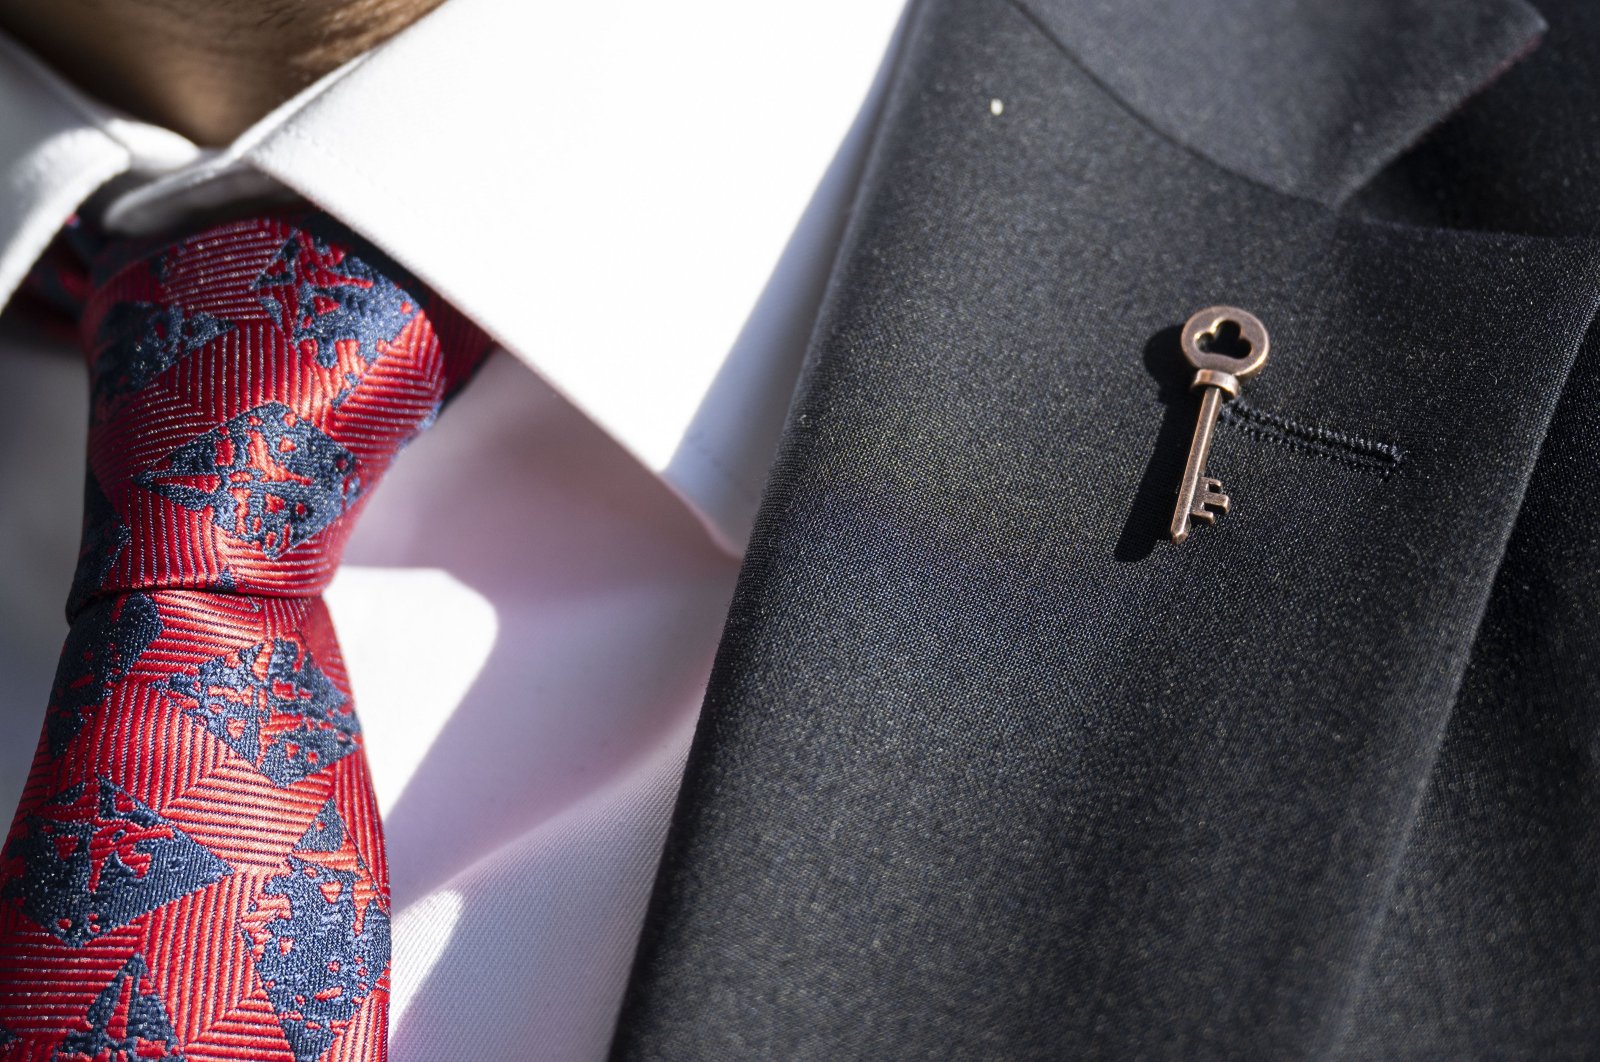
left=0, top=213, right=490, bottom=1059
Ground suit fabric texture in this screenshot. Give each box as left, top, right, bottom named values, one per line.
left=612, top=0, right=1600, bottom=1056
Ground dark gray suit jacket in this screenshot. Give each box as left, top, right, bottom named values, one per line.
left=613, top=0, right=1600, bottom=1055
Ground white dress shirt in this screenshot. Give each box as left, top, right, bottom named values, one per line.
left=0, top=0, right=908, bottom=1056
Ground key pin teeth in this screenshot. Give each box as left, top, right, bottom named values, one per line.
left=1168, top=306, right=1269, bottom=545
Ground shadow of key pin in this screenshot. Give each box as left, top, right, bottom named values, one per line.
left=1170, top=306, right=1270, bottom=544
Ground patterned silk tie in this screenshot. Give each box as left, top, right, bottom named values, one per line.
left=0, top=213, right=490, bottom=1059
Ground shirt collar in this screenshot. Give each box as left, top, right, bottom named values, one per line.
left=0, top=31, right=196, bottom=313
left=0, top=0, right=908, bottom=554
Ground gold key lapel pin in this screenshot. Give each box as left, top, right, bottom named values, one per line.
left=1170, top=306, right=1270, bottom=545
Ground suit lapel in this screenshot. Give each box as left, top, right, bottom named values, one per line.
left=615, top=0, right=1593, bottom=1055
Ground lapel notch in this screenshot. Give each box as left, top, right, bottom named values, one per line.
left=1012, top=0, right=1546, bottom=205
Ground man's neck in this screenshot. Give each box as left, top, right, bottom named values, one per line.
left=0, top=0, right=446, bottom=145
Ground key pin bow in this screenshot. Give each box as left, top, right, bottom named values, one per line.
left=1170, top=306, right=1270, bottom=544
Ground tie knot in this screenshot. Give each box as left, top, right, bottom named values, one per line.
left=68, top=214, right=491, bottom=617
